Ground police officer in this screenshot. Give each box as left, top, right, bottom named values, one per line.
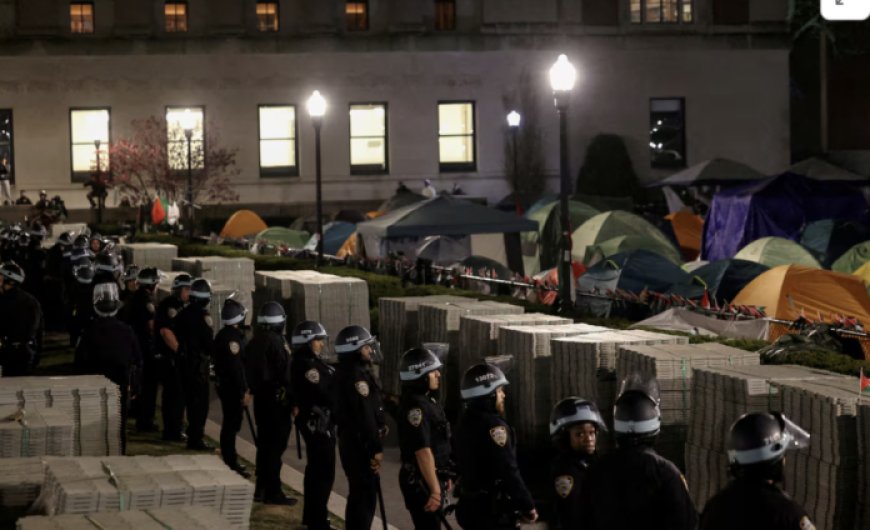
left=93, top=252, right=122, bottom=287
left=333, top=324, right=387, bottom=530
left=75, top=282, right=142, bottom=454
left=397, top=347, right=454, bottom=530
left=213, top=298, right=251, bottom=477
left=290, top=320, right=336, bottom=530
left=69, top=262, right=96, bottom=349
left=243, top=302, right=297, bottom=506
left=580, top=374, right=697, bottom=530
left=129, top=267, right=160, bottom=432
left=0, top=261, right=42, bottom=376
left=454, top=363, right=536, bottom=530
left=118, top=265, right=139, bottom=323
left=548, top=397, right=607, bottom=530
left=700, top=412, right=815, bottom=530
left=154, top=273, right=191, bottom=441
left=175, top=278, right=214, bottom=450
left=44, top=231, right=72, bottom=331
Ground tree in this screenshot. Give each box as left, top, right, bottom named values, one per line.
left=502, top=69, right=547, bottom=207
left=109, top=116, right=240, bottom=208
left=575, top=134, right=638, bottom=199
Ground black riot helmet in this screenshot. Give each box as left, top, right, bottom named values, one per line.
left=72, top=234, right=89, bottom=251
left=171, top=273, right=193, bottom=293
left=727, top=411, right=810, bottom=482
left=95, top=253, right=121, bottom=276
left=189, top=277, right=211, bottom=300
left=334, top=325, right=381, bottom=363
left=291, top=320, right=328, bottom=346
left=93, top=282, right=121, bottom=317
left=399, top=347, right=442, bottom=382
left=0, top=261, right=25, bottom=286
left=613, top=373, right=661, bottom=445
left=57, top=231, right=73, bottom=246
left=73, top=262, right=95, bottom=285
left=123, top=265, right=140, bottom=283
left=460, top=362, right=509, bottom=401
left=257, top=301, right=286, bottom=332
left=16, top=231, right=29, bottom=248
left=137, top=267, right=160, bottom=288
left=549, top=397, right=608, bottom=437
left=221, top=298, right=247, bottom=326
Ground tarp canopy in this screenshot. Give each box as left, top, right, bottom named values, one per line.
left=799, top=219, right=870, bottom=268
left=733, top=265, right=870, bottom=322
left=524, top=199, right=599, bottom=270
left=378, top=190, right=426, bottom=213
left=572, top=211, right=682, bottom=265
left=651, top=158, right=764, bottom=187
left=703, top=173, right=868, bottom=260
left=631, top=307, right=770, bottom=340
left=788, top=157, right=868, bottom=182
left=219, top=209, right=268, bottom=239
left=689, top=259, right=770, bottom=304
left=665, top=210, right=704, bottom=261
left=255, top=227, right=310, bottom=248
left=734, top=237, right=821, bottom=269
left=415, top=235, right=471, bottom=266
left=832, top=241, right=870, bottom=274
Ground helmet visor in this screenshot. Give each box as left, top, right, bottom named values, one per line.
left=422, top=342, right=450, bottom=364
left=93, top=282, right=120, bottom=305
left=618, top=372, right=661, bottom=405
left=367, top=339, right=383, bottom=364
left=778, top=413, right=810, bottom=451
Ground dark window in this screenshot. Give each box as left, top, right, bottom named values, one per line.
left=650, top=98, right=686, bottom=169
left=713, top=0, right=749, bottom=25
left=70, top=2, right=94, bottom=34
left=438, top=101, right=476, bottom=172
left=258, top=105, right=298, bottom=177
left=70, top=108, right=111, bottom=182
left=0, top=110, right=14, bottom=184
left=582, top=0, right=618, bottom=25
left=349, top=103, right=388, bottom=174
left=165, top=2, right=188, bottom=33
left=256, top=2, right=279, bottom=32
left=435, top=0, right=456, bottom=31
left=631, top=0, right=692, bottom=23
left=346, top=1, right=368, bottom=31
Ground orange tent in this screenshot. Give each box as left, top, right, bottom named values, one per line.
left=219, top=210, right=268, bottom=239
left=665, top=210, right=704, bottom=261
left=733, top=264, right=870, bottom=322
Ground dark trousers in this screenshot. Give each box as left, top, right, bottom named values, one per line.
left=399, top=467, right=441, bottom=530
left=137, top=356, right=159, bottom=429
left=219, top=389, right=243, bottom=468
left=158, top=356, right=185, bottom=440
left=182, top=357, right=209, bottom=445
left=254, top=396, right=293, bottom=499
left=339, top=435, right=378, bottom=530
left=456, top=495, right=517, bottom=530
left=297, top=421, right=336, bottom=530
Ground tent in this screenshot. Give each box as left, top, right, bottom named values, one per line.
left=571, top=211, right=682, bottom=265
left=688, top=259, right=769, bottom=304
left=651, top=158, right=764, bottom=187
left=334, top=209, right=367, bottom=224
left=832, top=241, right=870, bottom=274
left=255, top=227, right=310, bottom=248
left=415, top=235, right=470, bottom=266
left=289, top=215, right=330, bottom=234
left=733, top=265, right=870, bottom=323
left=703, top=173, right=867, bottom=260
left=524, top=199, right=599, bottom=270
left=852, top=261, right=870, bottom=292
left=665, top=211, right=704, bottom=261
left=631, top=308, right=770, bottom=340
left=799, top=219, right=870, bottom=268
left=682, top=260, right=709, bottom=273
left=220, top=209, right=268, bottom=239
left=788, top=157, right=868, bottom=182
left=305, top=221, right=357, bottom=256
left=377, top=190, right=426, bottom=213
left=734, top=237, right=821, bottom=269
left=357, top=195, right=538, bottom=273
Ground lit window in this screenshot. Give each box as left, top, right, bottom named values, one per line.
left=256, top=2, right=279, bottom=32
left=438, top=102, right=475, bottom=172
left=166, top=107, right=204, bottom=170
left=349, top=104, right=388, bottom=174
left=70, top=109, right=110, bottom=181
left=259, top=105, right=297, bottom=177
left=70, top=3, right=94, bottom=34
left=650, top=98, right=686, bottom=169
left=165, top=2, right=188, bottom=33
left=435, top=0, right=456, bottom=31
left=0, top=110, right=14, bottom=183
left=631, top=0, right=692, bottom=23
left=346, top=1, right=368, bottom=31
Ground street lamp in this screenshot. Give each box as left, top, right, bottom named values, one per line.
left=94, top=137, right=103, bottom=224
left=549, top=54, right=577, bottom=314
left=306, top=90, right=327, bottom=267
left=506, top=110, right=521, bottom=211
left=88, top=111, right=109, bottom=224
left=179, top=109, right=197, bottom=239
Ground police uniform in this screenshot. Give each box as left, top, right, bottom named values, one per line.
left=550, top=451, right=595, bottom=529
left=43, top=241, right=70, bottom=332
left=333, top=358, right=386, bottom=530
left=154, top=295, right=186, bottom=440
left=69, top=278, right=95, bottom=348
left=0, top=285, right=42, bottom=376
left=700, top=480, right=815, bottom=530
left=129, top=287, right=159, bottom=431
left=175, top=301, right=213, bottom=448
left=290, top=343, right=336, bottom=530
left=454, top=403, right=534, bottom=530
left=398, top=392, right=452, bottom=530
left=213, top=323, right=248, bottom=470
left=244, top=328, right=295, bottom=501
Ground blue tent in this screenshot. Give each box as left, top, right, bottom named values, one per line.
left=305, top=221, right=357, bottom=255
left=703, top=173, right=868, bottom=261
left=799, top=219, right=870, bottom=269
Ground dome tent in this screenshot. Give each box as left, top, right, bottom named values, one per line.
left=219, top=209, right=268, bottom=239
left=571, top=210, right=682, bottom=265
left=734, top=237, right=821, bottom=269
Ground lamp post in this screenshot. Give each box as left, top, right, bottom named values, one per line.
left=506, top=110, right=521, bottom=210
left=94, top=138, right=103, bottom=224
left=180, top=109, right=196, bottom=239
left=307, top=90, right=327, bottom=267
left=549, top=54, right=577, bottom=314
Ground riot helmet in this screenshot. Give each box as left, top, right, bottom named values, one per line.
left=137, top=267, right=160, bottom=288
left=399, top=347, right=442, bottom=382
left=727, top=411, right=810, bottom=482
left=550, top=397, right=607, bottom=436
left=73, top=262, right=95, bottom=285
left=57, top=231, right=73, bottom=247
left=72, top=234, right=89, bottom=251
left=93, top=282, right=121, bottom=317
left=221, top=298, right=247, bottom=326
left=460, top=362, right=509, bottom=400
left=123, top=265, right=140, bottom=283
left=94, top=253, right=121, bottom=276
left=171, top=273, right=193, bottom=293
left=257, top=301, right=286, bottom=332
left=0, top=261, right=25, bottom=286
left=291, top=320, right=328, bottom=346
left=189, top=278, right=212, bottom=307
left=334, top=325, right=380, bottom=362
left=613, top=373, right=661, bottom=444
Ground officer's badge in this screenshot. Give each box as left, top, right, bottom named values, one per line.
left=800, top=516, right=816, bottom=530
left=554, top=475, right=574, bottom=498
left=305, top=368, right=320, bottom=384
left=489, top=426, right=507, bottom=447
left=146, top=302, right=155, bottom=314
left=355, top=381, right=370, bottom=397
left=205, top=315, right=213, bottom=328
left=407, top=408, right=423, bottom=427
left=229, top=341, right=240, bottom=355
left=168, top=308, right=177, bottom=318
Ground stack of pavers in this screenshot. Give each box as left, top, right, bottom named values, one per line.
left=378, top=295, right=469, bottom=396
left=172, top=257, right=255, bottom=326
left=118, top=243, right=178, bottom=272
left=33, top=455, right=254, bottom=528
left=550, top=330, right=690, bottom=452
left=17, top=505, right=237, bottom=530
left=497, top=323, right=611, bottom=446
left=0, top=458, right=44, bottom=508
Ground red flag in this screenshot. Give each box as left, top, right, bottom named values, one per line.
left=151, top=196, right=166, bottom=225
left=861, top=368, right=870, bottom=394
left=700, top=290, right=711, bottom=310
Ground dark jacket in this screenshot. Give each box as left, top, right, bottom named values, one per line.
left=333, top=358, right=385, bottom=458
left=213, top=325, right=248, bottom=399
left=75, top=315, right=142, bottom=393
left=700, top=479, right=814, bottom=530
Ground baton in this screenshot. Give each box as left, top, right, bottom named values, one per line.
left=295, top=423, right=303, bottom=460
left=375, top=473, right=388, bottom=530
left=244, top=405, right=257, bottom=445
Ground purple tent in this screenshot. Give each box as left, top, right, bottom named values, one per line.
left=702, top=173, right=868, bottom=260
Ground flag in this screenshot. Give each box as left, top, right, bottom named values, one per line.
left=861, top=368, right=870, bottom=394
left=150, top=196, right=166, bottom=225
left=700, top=290, right=711, bottom=310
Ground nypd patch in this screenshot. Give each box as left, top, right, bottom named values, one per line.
left=554, top=475, right=574, bottom=498
left=407, top=408, right=423, bottom=427
left=489, top=426, right=507, bottom=447
left=229, top=341, right=240, bottom=355
left=167, top=308, right=177, bottom=318
left=305, top=368, right=320, bottom=384
left=355, top=381, right=370, bottom=397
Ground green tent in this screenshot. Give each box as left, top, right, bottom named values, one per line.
left=734, top=237, right=821, bottom=269
left=523, top=200, right=599, bottom=271
left=255, top=227, right=310, bottom=248
left=832, top=240, right=870, bottom=274
left=571, top=211, right=682, bottom=265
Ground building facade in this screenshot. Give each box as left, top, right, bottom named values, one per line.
left=0, top=0, right=790, bottom=208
